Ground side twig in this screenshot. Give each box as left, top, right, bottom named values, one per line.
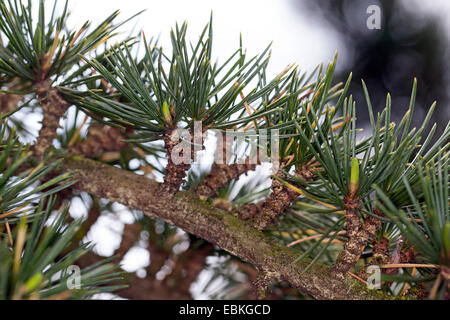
left=34, top=81, right=70, bottom=160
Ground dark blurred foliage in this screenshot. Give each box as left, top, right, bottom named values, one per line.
left=293, top=0, right=449, bottom=137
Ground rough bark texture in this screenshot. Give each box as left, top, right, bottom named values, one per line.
left=238, top=171, right=298, bottom=230
left=333, top=200, right=382, bottom=276
left=70, top=123, right=128, bottom=158
left=34, top=81, right=70, bottom=159
left=195, top=160, right=256, bottom=200
left=161, top=130, right=192, bottom=194
left=371, top=237, right=391, bottom=265
left=385, top=238, right=416, bottom=276
left=298, top=164, right=316, bottom=182
left=195, top=132, right=256, bottom=200
left=62, top=155, right=396, bottom=300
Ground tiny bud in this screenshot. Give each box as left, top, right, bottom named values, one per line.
left=25, top=273, right=43, bottom=293
left=349, top=157, right=359, bottom=196
left=162, top=101, right=172, bottom=124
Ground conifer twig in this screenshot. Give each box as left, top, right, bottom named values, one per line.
left=195, top=134, right=256, bottom=200
left=34, top=81, right=70, bottom=160
left=333, top=160, right=382, bottom=276
left=70, top=123, right=128, bottom=158
left=161, top=129, right=195, bottom=194
left=238, top=171, right=299, bottom=230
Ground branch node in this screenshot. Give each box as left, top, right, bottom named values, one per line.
left=238, top=171, right=298, bottom=230
left=161, top=129, right=193, bottom=194
left=333, top=205, right=383, bottom=276
left=34, top=81, right=70, bottom=160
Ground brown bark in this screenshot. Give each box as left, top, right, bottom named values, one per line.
left=34, top=81, right=70, bottom=159
left=70, top=123, right=128, bottom=158
left=62, top=155, right=396, bottom=299
left=161, top=130, right=192, bottom=194
left=238, top=171, right=298, bottom=230
left=333, top=200, right=382, bottom=276
left=371, top=237, right=391, bottom=266
left=195, top=132, right=256, bottom=200
left=195, top=160, right=256, bottom=200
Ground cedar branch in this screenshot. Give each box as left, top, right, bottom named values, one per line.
left=62, top=155, right=398, bottom=300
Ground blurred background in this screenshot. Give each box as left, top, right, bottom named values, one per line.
left=40, top=0, right=450, bottom=299
left=65, top=0, right=450, bottom=136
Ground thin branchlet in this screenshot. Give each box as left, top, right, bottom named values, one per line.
left=34, top=81, right=70, bottom=160
left=238, top=171, right=299, bottom=230
left=195, top=134, right=257, bottom=200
